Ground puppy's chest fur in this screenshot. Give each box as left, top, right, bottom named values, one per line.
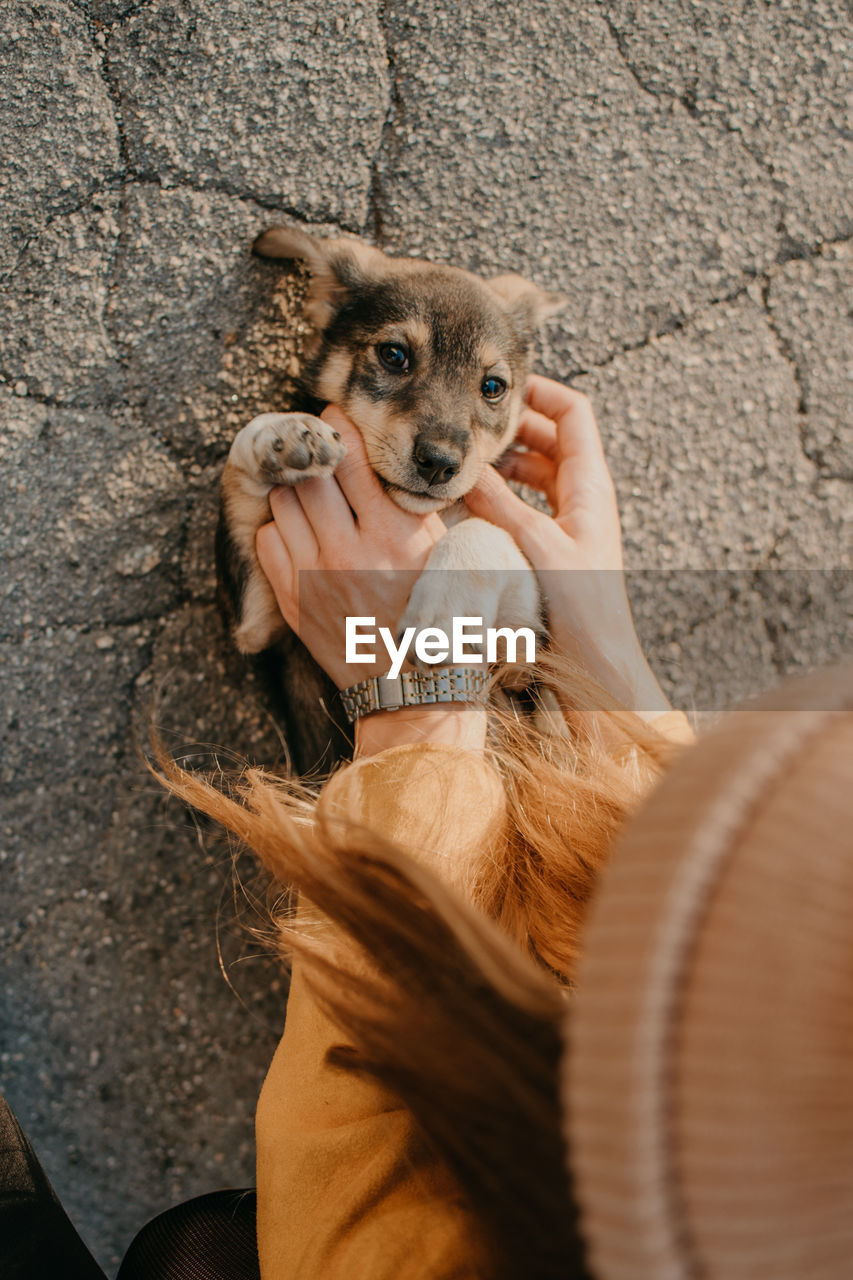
left=217, top=225, right=558, bottom=772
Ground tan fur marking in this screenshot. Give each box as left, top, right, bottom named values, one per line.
left=480, top=342, right=506, bottom=371
left=314, top=349, right=352, bottom=403
left=372, top=317, right=431, bottom=353
left=219, top=475, right=284, bottom=654
left=486, top=272, right=567, bottom=321
left=233, top=573, right=287, bottom=654
left=221, top=468, right=272, bottom=545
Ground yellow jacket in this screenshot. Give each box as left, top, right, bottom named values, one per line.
left=255, top=714, right=692, bottom=1278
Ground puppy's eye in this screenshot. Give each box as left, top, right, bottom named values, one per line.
left=481, top=375, right=507, bottom=401
left=377, top=343, right=411, bottom=373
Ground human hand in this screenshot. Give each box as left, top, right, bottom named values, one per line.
left=465, top=375, right=670, bottom=717
left=255, top=406, right=446, bottom=691
left=256, top=406, right=488, bottom=753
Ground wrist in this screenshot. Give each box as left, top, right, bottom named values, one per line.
left=555, top=633, right=670, bottom=719
left=618, top=651, right=672, bottom=721
left=546, top=572, right=671, bottom=719
left=550, top=606, right=670, bottom=718
left=353, top=703, right=487, bottom=757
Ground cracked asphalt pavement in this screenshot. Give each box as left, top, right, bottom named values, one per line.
left=1, top=0, right=851, bottom=1270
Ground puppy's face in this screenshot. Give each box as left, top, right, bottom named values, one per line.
left=313, top=268, right=535, bottom=511
left=254, top=227, right=563, bottom=511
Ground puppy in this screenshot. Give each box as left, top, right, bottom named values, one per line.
left=218, top=226, right=561, bottom=767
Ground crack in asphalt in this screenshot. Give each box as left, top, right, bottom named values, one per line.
left=70, top=0, right=155, bottom=26
left=364, top=0, right=400, bottom=244
left=90, top=10, right=132, bottom=176
left=574, top=281, right=753, bottom=377
left=597, top=6, right=661, bottom=104
left=596, top=3, right=776, bottom=183
left=0, top=179, right=123, bottom=285
left=759, top=288, right=851, bottom=484
left=121, top=170, right=359, bottom=230
left=576, top=226, right=851, bottom=382
left=754, top=267, right=843, bottom=482
left=59, top=2, right=369, bottom=237
left=759, top=275, right=809, bottom=415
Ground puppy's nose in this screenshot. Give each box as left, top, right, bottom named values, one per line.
left=413, top=437, right=462, bottom=486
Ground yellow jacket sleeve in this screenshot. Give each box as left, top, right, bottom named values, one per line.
left=255, top=744, right=505, bottom=1279
left=650, top=709, right=695, bottom=746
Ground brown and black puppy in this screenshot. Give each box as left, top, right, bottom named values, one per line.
left=218, top=226, right=561, bottom=767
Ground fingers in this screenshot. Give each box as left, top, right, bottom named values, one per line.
left=498, top=450, right=558, bottom=511
left=515, top=408, right=559, bottom=460
left=293, top=474, right=356, bottom=541
left=523, top=375, right=615, bottom=521
left=464, top=465, right=548, bottom=553
left=525, top=374, right=608, bottom=474
left=524, top=373, right=590, bottom=421
left=322, top=405, right=385, bottom=518
left=268, top=485, right=319, bottom=566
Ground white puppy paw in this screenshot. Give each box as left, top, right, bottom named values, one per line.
left=396, top=520, right=543, bottom=671
left=397, top=571, right=502, bottom=667
left=233, top=412, right=346, bottom=486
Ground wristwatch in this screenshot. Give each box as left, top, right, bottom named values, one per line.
left=338, top=666, right=489, bottom=724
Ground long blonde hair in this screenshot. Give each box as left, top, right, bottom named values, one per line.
left=153, top=654, right=678, bottom=1276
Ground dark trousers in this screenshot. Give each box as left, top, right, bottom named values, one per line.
left=0, top=1092, right=259, bottom=1280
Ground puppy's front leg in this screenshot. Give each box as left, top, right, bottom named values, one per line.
left=397, top=518, right=542, bottom=662
left=218, top=412, right=346, bottom=654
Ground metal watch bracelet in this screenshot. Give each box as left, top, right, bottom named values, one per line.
left=338, top=666, right=489, bottom=724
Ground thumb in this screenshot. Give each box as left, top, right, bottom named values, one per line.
left=465, top=466, right=544, bottom=552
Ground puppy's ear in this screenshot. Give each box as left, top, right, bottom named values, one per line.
left=485, top=273, right=567, bottom=328
left=253, top=225, right=387, bottom=330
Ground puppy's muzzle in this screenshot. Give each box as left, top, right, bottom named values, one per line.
left=413, top=434, right=463, bottom=487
